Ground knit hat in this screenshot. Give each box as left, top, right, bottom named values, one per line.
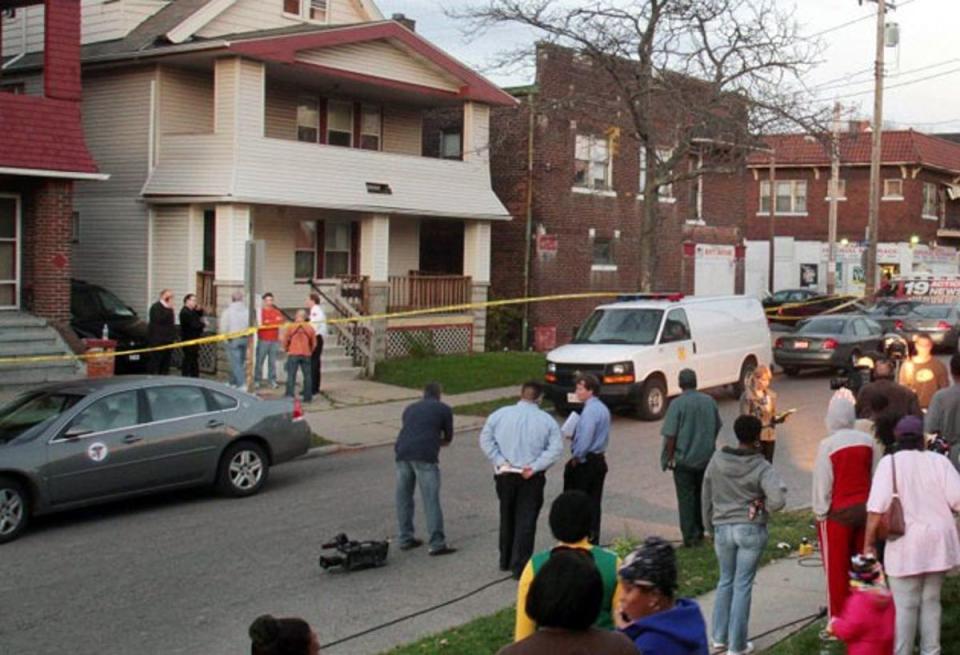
left=618, top=536, right=678, bottom=596
left=894, top=415, right=924, bottom=439
left=849, top=554, right=886, bottom=589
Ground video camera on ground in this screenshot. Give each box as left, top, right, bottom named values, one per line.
left=318, top=533, right=389, bottom=572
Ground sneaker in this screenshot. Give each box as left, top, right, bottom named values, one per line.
left=711, top=643, right=727, bottom=654
left=399, top=538, right=423, bottom=551
left=726, top=643, right=754, bottom=655
left=429, top=546, right=457, bottom=556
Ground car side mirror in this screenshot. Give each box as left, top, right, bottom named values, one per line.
left=62, top=426, right=92, bottom=440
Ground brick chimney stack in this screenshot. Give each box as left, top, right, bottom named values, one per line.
left=392, top=13, right=416, bottom=32
left=43, top=0, right=82, bottom=102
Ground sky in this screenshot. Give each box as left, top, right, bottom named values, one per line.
left=381, top=0, right=960, bottom=133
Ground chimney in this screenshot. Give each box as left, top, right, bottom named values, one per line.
left=43, top=0, right=82, bottom=102
left=392, top=13, right=416, bottom=32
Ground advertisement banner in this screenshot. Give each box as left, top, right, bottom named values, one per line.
left=896, top=277, right=960, bottom=304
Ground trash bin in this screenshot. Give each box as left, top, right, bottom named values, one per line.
left=533, top=325, right=557, bottom=352
left=82, top=338, right=118, bottom=378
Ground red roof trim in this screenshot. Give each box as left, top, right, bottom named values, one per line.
left=228, top=21, right=517, bottom=107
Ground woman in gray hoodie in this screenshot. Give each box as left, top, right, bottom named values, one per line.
left=702, top=415, right=788, bottom=655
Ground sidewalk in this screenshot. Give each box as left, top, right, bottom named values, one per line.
left=696, top=553, right=826, bottom=651
left=302, top=383, right=519, bottom=448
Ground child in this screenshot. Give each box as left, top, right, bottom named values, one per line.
left=828, top=554, right=894, bottom=655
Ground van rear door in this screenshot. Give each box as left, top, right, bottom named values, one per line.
left=656, top=308, right=696, bottom=394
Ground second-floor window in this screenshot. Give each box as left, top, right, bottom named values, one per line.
left=297, top=96, right=320, bottom=143
left=759, top=180, right=807, bottom=215
left=327, top=101, right=353, bottom=147
left=441, top=130, right=462, bottom=160
left=284, top=0, right=327, bottom=22
left=825, top=178, right=846, bottom=200
left=574, top=134, right=611, bottom=191
left=657, top=147, right=674, bottom=200
left=359, top=105, right=381, bottom=151
left=883, top=178, right=904, bottom=199
left=923, top=182, right=940, bottom=220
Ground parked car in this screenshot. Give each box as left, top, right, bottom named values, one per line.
left=0, top=377, right=311, bottom=544
left=773, top=314, right=884, bottom=375
left=544, top=294, right=772, bottom=420
left=764, top=289, right=861, bottom=326
left=859, top=299, right=924, bottom=333
left=895, top=303, right=960, bottom=351
left=70, top=279, right=149, bottom=373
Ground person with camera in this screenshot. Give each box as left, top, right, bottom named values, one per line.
left=925, top=353, right=960, bottom=473
left=898, top=333, right=949, bottom=411
left=856, top=358, right=920, bottom=420
left=813, top=390, right=876, bottom=622
left=738, top=365, right=779, bottom=463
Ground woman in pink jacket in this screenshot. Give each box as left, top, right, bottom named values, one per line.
left=829, top=554, right=894, bottom=655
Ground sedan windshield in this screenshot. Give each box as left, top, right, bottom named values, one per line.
left=574, top=309, right=664, bottom=345
left=912, top=305, right=951, bottom=319
left=97, top=288, right=136, bottom=318
left=797, top=318, right=847, bottom=334
left=0, top=393, right=84, bottom=444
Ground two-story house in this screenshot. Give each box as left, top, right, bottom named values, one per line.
left=2, top=0, right=514, bottom=372
left=426, top=44, right=747, bottom=349
left=0, top=0, right=106, bottom=384
left=744, top=128, right=960, bottom=295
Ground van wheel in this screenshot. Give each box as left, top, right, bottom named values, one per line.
left=637, top=377, right=667, bottom=421
left=732, top=357, right=758, bottom=399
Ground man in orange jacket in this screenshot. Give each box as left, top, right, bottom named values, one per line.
left=282, top=309, right=317, bottom=402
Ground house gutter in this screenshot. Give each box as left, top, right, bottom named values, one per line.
left=521, top=91, right=536, bottom=351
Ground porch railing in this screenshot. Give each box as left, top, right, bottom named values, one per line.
left=310, top=281, right=373, bottom=375
left=388, top=275, right=473, bottom=313
left=336, top=275, right=370, bottom=315
left=196, top=271, right=216, bottom=315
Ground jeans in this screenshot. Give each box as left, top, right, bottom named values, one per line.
left=285, top=355, right=312, bottom=402
left=226, top=339, right=247, bottom=387
left=711, top=522, right=768, bottom=653
left=889, top=571, right=946, bottom=655
left=254, top=339, right=280, bottom=384
left=673, top=465, right=706, bottom=546
left=395, top=460, right=446, bottom=551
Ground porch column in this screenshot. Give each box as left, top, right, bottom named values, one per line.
left=213, top=203, right=251, bottom=311
left=462, top=101, right=490, bottom=167
left=464, top=220, right=492, bottom=352
left=214, top=57, right=265, bottom=139
left=27, top=179, right=73, bottom=322
left=360, top=214, right=390, bottom=362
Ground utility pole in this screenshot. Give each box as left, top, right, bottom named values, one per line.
left=767, top=154, right=776, bottom=293
left=827, top=102, right=842, bottom=294
left=864, top=0, right=890, bottom=297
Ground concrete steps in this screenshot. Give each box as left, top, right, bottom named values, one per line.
left=0, top=312, right=84, bottom=388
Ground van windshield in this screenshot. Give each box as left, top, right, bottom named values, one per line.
left=573, top=309, right=664, bottom=345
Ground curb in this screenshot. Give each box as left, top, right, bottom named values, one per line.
left=305, top=422, right=485, bottom=457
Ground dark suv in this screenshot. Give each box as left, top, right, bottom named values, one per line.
left=70, top=279, right=149, bottom=373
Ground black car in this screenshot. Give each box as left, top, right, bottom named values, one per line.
left=70, top=279, right=148, bottom=373
left=762, top=288, right=822, bottom=309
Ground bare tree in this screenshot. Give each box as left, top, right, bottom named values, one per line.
left=451, top=0, right=832, bottom=290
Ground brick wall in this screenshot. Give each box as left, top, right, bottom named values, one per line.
left=22, top=178, right=73, bottom=322
left=44, top=0, right=83, bottom=103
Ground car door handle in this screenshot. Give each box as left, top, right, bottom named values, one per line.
left=206, top=419, right=224, bottom=428
left=123, top=434, right=142, bottom=444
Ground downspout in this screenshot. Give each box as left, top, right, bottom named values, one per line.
left=521, top=91, right=536, bottom=350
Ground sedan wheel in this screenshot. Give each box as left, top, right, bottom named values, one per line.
left=217, top=441, right=270, bottom=498
left=0, top=477, right=29, bottom=544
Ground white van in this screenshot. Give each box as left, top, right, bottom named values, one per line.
left=543, top=294, right=773, bottom=420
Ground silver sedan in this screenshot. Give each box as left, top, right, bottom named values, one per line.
left=0, top=376, right=311, bottom=543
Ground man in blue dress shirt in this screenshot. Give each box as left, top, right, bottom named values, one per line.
left=563, top=374, right=612, bottom=544
left=479, top=381, right=563, bottom=578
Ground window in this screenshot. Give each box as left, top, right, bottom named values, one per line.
left=327, top=101, right=353, bottom=147
left=283, top=0, right=300, bottom=15
left=0, top=82, right=25, bottom=95
left=883, top=178, right=903, bottom=199
left=656, top=148, right=674, bottom=200
left=324, top=220, right=351, bottom=277
left=852, top=319, right=871, bottom=337
left=95, top=288, right=135, bottom=318
left=638, top=148, right=647, bottom=195
left=309, top=0, right=328, bottom=21
left=922, top=182, right=940, bottom=219
left=145, top=386, right=209, bottom=421
left=209, top=391, right=239, bottom=411
left=69, top=391, right=140, bottom=435
left=660, top=309, right=691, bottom=343
left=574, top=134, right=611, bottom=191
left=574, top=309, right=664, bottom=345
left=359, top=104, right=381, bottom=151
left=0, top=392, right=83, bottom=444
left=759, top=180, right=807, bottom=214
left=592, top=237, right=615, bottom=268
left=294, top=221, right=317, bottom=279
left=297, top=96, right=320, bottom=143
left=202, top=209, right=216, bottom=272
left=441, top=130, right=462, bottom=160
left=825, top=178, right=846, bottom=200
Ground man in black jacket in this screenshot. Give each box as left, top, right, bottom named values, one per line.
left=394, top=382, right=456, bottom=556
left=179, top=294, right=206, bottom=378
left=147, top=289, right=177, bottom=375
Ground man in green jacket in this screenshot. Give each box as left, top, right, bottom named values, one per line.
left=661, top=368, right=722, bottom=547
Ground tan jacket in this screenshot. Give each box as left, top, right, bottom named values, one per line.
left=282, top=322, right=316, bottom=357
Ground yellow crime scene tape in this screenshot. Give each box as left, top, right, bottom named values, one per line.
left=764, top=295, right=863, bottom=321
left=0, top=292, right=627, bottom=366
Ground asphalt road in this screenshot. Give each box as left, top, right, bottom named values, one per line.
left=2, top=369, right=851, bottom=655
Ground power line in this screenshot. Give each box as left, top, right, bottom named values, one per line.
left=806, top=0, right=919, bottom=38
left=830, top=64, right=960, bottom=100
left=813, top=56, right=960, bottom=94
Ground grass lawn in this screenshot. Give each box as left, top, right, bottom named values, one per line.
left=454, top=396, right=555, bottom=417
left=379, top=510, right=818, bottom=655
left=767, top=575, right=960, bottom=654
left=374, top=352, right=546, bottom=395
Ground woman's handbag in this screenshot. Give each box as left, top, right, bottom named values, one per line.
left=877, top=454, right=906, bottom=541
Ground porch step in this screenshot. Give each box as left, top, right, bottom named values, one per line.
left=0, top=313, right=48, bottom=329
left=0, top=340, right=67, bottom=357
left=0, top=312, right=84, bottom=389
left=0, top=326, right=62, bottom=343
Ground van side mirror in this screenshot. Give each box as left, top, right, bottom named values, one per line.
left=62, top=426, right=92, bottom=440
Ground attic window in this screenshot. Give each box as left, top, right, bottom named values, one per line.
left=283, top=0, right=327, bottom=22
left=366, top=182, right=392, bottom=195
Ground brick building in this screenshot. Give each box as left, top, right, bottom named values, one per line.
left=426, top=44, right=748, bottom=348
left=0, top=0, right=104, bottom=322
left=744, top=129, right=960, bottom=295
